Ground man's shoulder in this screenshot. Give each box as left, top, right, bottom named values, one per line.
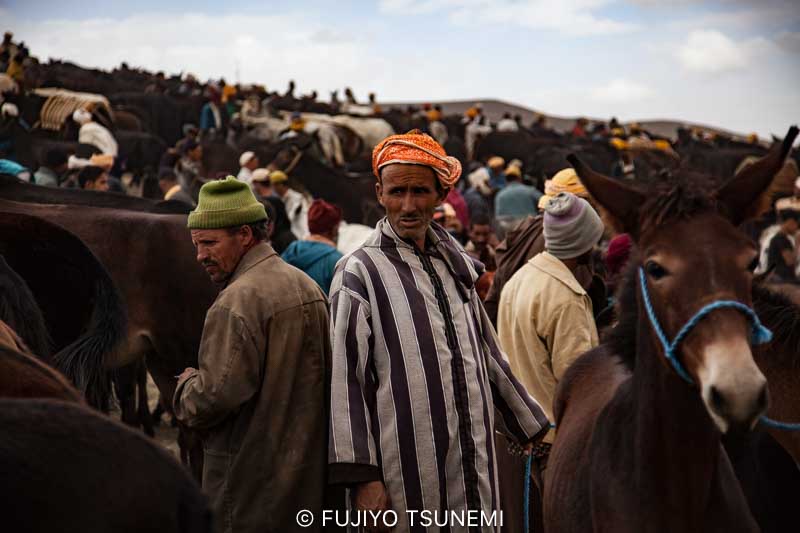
left=220, top=254, right=325, bottom=312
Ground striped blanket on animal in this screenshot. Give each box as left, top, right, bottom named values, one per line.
left=33, top=88, right=112, bottom=131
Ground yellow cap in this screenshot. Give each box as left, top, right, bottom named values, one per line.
left=269, top=170, right=289, bottom=184
left=544, top=168, right=588, bottom=198
left=487, top=156, right=505, bottom=169
left=610, top=137, right=629, bottom=151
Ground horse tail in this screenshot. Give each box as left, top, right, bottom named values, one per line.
left=52, top=262, right=127, bottom=412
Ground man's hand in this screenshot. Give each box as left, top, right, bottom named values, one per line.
left=176, top=367, right=196, bottom=383
left=354, top=480, right=392, bottom=532
left=522, top=442, right=535, bottom=456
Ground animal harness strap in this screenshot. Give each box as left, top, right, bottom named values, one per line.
left=637, top=267, right=773, bottom=385
left=638, top=267, right=800, bottom=431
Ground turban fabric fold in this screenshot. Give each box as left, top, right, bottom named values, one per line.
left=372, top=130, right=462, bottom=189
left=538, top=167, right=590, bottom=210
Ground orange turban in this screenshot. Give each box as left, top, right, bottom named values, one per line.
left=372, top=130, right=462, bottom=189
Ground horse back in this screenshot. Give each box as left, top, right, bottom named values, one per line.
left=544, top=346, right=630, bottom=532
left=0, top=341, right=83, bottom=403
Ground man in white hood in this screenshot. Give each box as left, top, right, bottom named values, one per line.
left=73, top=108, right=118, bottom=157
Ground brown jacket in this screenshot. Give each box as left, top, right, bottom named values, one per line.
left=174, top=243, right=330, bottom=533
left=497, top=252, right=599, bottom=444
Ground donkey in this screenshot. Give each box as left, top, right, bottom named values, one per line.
left=543, top=126, right=798, bottom=533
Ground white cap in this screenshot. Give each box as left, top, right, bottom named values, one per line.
left=0, top=102, right=18, bottom=118
left=72, top=108, right=92, bottom=124
left=239, top=151, right=256, bottom=167
left=251, top=168, right=270, bottom=183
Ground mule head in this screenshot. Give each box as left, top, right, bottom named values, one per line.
left=568, top=126, right=798, bottom=432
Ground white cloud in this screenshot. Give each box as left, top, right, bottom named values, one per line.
left=590, top=78, right=654, bottom=102
left=379, top=0, right=639, bottom=36
left=7, top=11, right=384, bottom=96
left=676, top=29, right=771, bottom=74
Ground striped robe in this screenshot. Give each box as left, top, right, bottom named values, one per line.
left=329, top=218, right=550, bottom=532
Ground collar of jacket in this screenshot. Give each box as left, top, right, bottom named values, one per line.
left=530, top=251, right=587, bottom=296
left=225, top=241, right=277, bottom=288
left=367, top=217, right=482, bottom=296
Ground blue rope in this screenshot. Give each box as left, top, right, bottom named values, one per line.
left=638, top=267, right=800, bottom=432
left=523, top=454, right=532, bottom=533
left=760, top=417, right=800, bottom=431
left=638, top=268, right=772, bottom=384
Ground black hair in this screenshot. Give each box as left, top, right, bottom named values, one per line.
left=225, top=220, right=268, bottom=242
left=470, top=214, right=492, bottom=228
left=77, top=166, right=105, bottom=188
left=778, top=209, right=800, bottom=223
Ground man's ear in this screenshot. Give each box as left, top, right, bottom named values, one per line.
left=567, top=154, right=645, bottom=235
left=375, top=181, right=385, bottom=208
left=716, top=126, right=799, bottom=224
left=239, top=224, right=255, bottom=245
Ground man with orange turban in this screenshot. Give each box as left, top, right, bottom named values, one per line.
left=328, top=131, right=550, bottom=532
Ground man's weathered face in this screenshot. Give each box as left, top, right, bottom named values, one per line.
left=246, top=157, right=259, bottom=170
left=189, top=145, right=203, bottom=161
left=376, top=164, right=445, bottom=247
left=469, top=224, right=492, bottom=251
left=191, top=227, right=250, bottom=284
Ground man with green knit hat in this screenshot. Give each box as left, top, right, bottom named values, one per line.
left=174, top=176, right=331, bottom=533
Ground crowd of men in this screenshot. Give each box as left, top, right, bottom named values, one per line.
left=2, top=30, right=800, bottom=533
left=162, top=132, right=800, bottom=533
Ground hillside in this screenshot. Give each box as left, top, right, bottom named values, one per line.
left=384, top=98, right=747, bottom=141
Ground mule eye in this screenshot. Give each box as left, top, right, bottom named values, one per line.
left=645, top=261, right=668, bottom=280
left=747, top=257, right=759, bottom=273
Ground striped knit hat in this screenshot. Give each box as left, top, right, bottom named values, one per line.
left=187, top=176, right=267, bottom=229
left=543, top=192, right=604, bottom=260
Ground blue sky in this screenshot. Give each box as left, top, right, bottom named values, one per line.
left=3, top=0, right=799, bottom=137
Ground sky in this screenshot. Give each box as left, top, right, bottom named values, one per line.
left=3, top=0, right=799, bottom=137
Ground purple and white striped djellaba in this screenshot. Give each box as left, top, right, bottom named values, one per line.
left=328, top=218, right=550, bottom=533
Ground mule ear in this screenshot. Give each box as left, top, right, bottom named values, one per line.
left=717, top=126, right=799, bottom=224
left=567, top=154, right=645, bottom=235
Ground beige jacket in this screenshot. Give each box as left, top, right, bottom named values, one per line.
left=497, top=251, right=598, bottom=443
left=174, top=242, right=330, bottom=533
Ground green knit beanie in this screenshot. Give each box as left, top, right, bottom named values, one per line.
left=187, top=176, right=267, bottom=229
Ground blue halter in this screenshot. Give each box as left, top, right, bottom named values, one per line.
left=638, top=267, right=773, bottom=384
left=638, top=267, right=800, bottom=431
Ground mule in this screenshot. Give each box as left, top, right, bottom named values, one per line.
left=0, top=199, right=217, bottom=479
left=543, top=126, right=798, bottom=533
left=752, top=282, right=800, bottom=463
left=0, top=212, right=127, bottom=410
left=0, top=398, right=212, bottom=533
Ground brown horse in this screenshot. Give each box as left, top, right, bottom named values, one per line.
left=0, top=198, right=217, bottom=479
left=0, top=339, right=84, bottom=403
left=0, top=398, right=212, bottom=533
left=543, top=127, right=798, bottom=532
left=753, top=282, right=800, bottom=462
left=0, top=213, right=128, bottom=410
